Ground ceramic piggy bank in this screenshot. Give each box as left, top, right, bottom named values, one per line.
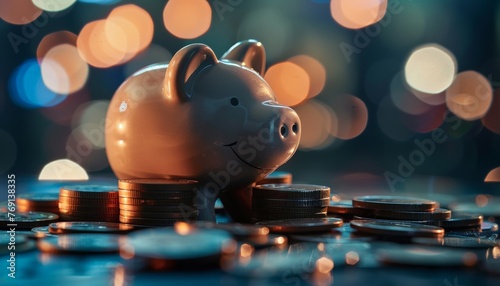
left=105, top=40, right=301, bottom=222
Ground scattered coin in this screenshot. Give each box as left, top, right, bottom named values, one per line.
left=256, top=217, right=343, bottom=234
left=60, top=185, right=119, bottom=198
left=0, top=211, right=59, bottom=229
left=240, top=234, right=288, bottom=249
left=48, top=221, right=135, bottom=234
left=412, top=236, right=500, bottom=249
left=253, top=198, right=330, bottom=208
left=16, top=193, right=59, bottom=213
left=350, top=219, right=444, bottom=238
left=253, top=184, right=330, bottom=200
left=372, top=208, right=452, bottom=221
left=376, top=245, right=478, bottom=267
left=255, top=171, right=292, bottom=185
left=37, top=234, right=122, bottom=254
left=352, top=196, right=437, bottom=211
left=221, top=247, right=318, bottom=278
left=427, top=213, right=483, bottom=229
left=31, top=226, right=57, bottom=238
left=193, top=222, right=269, bottom=240
left=124, top=227, right=234, bottom=270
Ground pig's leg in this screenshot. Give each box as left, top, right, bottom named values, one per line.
left=196, top=187, right=217, bottom=222
left=219, top=185, right=252, bottom=223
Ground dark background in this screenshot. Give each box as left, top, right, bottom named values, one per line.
left=0, top=0, right=499, bottom=194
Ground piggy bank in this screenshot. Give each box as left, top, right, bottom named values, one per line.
left=105, top=40, right=301, bottom=222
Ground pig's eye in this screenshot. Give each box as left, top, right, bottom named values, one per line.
left=230, top=97, right=239, bottom=106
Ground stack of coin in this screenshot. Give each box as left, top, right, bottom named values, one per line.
left=17, top=193, right=59, bottom=214
left=350, top=195, right=452, bottom=221
left=255, top=171, right=292, bottom=185
left=118, top=179, right=198, bottom=227
left=58, top=185, right=119, bottom=222
left=251, top=184, right=330, bottom=222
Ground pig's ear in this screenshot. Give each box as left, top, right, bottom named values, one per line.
left=222, top=39, right=266, bottom=76
left=165, top=44, right=218, bottom=101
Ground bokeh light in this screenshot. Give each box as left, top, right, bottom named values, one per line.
left=32, top=0, right=76, bottom=12
left=0, top=0, right=42, bottom=25
left=404, top=44, right=457, bottom=94
left=265, top=62, right=310, bottom=106
left=106, top=4, right=154, bottom=55
left=330, top=0, right=388, bottom=29
left=481, top=89, right=500, bottom=134
left=404, top=104, right=446, bottom=134
left=288, top=55, right=326, bottom=99
left=41, top=44, right=89, bottom=94
left=8, top=59, right=66, bottom=108
left=163, top=0, right=212, bottom=39
left=237, top=8, right=293, bottom=61
left=0, top=130, right=17, bottom=174
left=124, top=44, right=172, bottom=77
left=330, top=95, right=368, bottom=140
left=294, top=99, right=337, bottom=150
left=37, top=31, right=78, bottom=62
left=446, top=71, right=493, bottom=121
left=77, top=20, right=127, bottom=68
left=38, top=159, right=89, bottom=181
left=485, top=167, right=500, bottom=182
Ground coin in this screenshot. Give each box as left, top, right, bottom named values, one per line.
left=241, top=234, right=288, bottom=249
left=376, top=245, right=478, bottom=267
left=120, top=210, right=198, bottom=219
left=118, top=179, right=198, bottom=191
left=328, top=200, right=354, bottom=215
left=221, top=247, right=318, bottom=278
left=118, top=189, right=195, bottom=199
left=59, top=214, right=119, bottom=223
left=252, top=206, right=328, bottom=214
left=58, top=204, right=120, bottom=213
left=60, top=185, right=119, bottom=198
left=49, top=222, right=135, bottom=234
left=372, top=208, right=452, bottom=221
left=0, top=211, right=59, bottom=229
left=124, top=227, right=234, bottom=270
left=412, top=236, right=500, bottom=249
left=119, top=204, right=194, bottom=212
left=118, top=197, right=195, bottom=206
left=37, top=234, right=122, bottom=253
left=16, top=193, right=59, bottom=207
left=31, top=226, right=57, bottom=238
left=193, top=222, right=269, bottom=239
left=352, top=196, right=437, bottom=211
left=251, top=212, right=327, bottom=222
left=59, top=196, right=119, bottom=206
left=350, top=219, right=444, bottom=238
left=427, top=213, right=483, bottom=229
left=253, top=198, right=330, bottom=208
left=119, top=216, right=195, bottom=226
left=255, top=171, right=292, bottom=185
left=256, top=217, right=343, bottom=234
left=253, top=184, right=330, bottom=200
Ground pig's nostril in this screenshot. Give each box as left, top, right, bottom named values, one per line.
left=292, top=123, right=298, bottom=134
left=280, top=125, right=288, bottom=137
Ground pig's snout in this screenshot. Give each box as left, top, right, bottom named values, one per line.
left=235, top=102, right=300, bottom=170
